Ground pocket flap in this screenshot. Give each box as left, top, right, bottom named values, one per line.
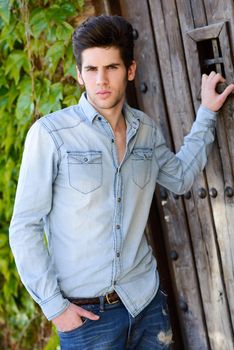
left=132, top=148, right=153, bottom=160
left=67, top=151, right=102, bottom=164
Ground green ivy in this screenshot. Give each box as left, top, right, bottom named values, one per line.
left=0, top=0, right=84, bottom=348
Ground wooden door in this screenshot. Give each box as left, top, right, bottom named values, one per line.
left=111, top=0, right=234, bottom=349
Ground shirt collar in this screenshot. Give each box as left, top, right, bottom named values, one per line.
left=79, top=91, right=140, bottom=130
left=123, top=103, right=140, bottom=131
left=79, top=92, right=99, bottom=123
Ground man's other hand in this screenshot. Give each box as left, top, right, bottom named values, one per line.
left=201, top=71, right=234, bottom=112
left=52, top=303, right=100, bottom=332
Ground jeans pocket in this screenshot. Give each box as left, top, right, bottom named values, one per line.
left=67, top=151, right=102, bottom=194
left=58, top=318, right=89, bottom=337
left=132, top=148, right=153, bottom=188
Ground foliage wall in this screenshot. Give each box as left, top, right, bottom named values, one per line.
left=0, top=0, right=84, bottom=348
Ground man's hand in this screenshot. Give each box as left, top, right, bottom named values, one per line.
left=201, top=71, right=234, bottom=112
left=52, top=303, right=100, bottom=332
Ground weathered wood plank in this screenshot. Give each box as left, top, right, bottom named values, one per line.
left=187, top=22, right=224, bottom=41
left=151, top=0, right=234, bottom=348
left=203, top=0, right=234, bottom=332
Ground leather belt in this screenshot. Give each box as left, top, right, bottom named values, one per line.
left=68, top=291, right=120, bottom=306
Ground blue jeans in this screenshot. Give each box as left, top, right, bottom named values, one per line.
left=58, top=288, right=173, bottom=349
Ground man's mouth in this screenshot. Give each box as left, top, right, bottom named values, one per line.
left=96, top=90, right=111, bottom=96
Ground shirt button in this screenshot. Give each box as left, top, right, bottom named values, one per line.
left=116, top=225, right=120, bottom=230
left=112, top=139, right=114, bottom=143
left=117, top=197, right=121, bottom=202
left=83, top=157, right=88, bottom=162
left=98, top=116, right=102, bottom=121
left=116, top=252, right=120, bottom=257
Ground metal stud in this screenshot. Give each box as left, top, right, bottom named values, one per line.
left=225, top=186, right=234, bottom=198
left=179, top=300, right=188, bottom=312
left=170, top=250, right=178, bottom=261
left=209, top=188, right=218, bottom=198
left=140, top=82, right=148, bottom=93
left=132, top=29, right=139, bottom=40
left=198, top=188, right=207, bottom=199
left=173, top=193, right=179, bottom=199
left=184, top=191, right=191, bottom=200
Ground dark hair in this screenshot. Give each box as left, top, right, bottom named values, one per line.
left=72, top=15, right=134, bottom=70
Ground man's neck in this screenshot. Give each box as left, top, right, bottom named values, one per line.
left=102, top=108, right=125, bottom=132
left=87, top=96, right=126, bottom=132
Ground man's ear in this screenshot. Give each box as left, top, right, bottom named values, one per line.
left=76, top=66, right=84, bottom=86
left=127, top=60, right=137, bottom=81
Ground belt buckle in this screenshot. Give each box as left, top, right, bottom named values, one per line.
left=105, top=292, right=119, bottom=305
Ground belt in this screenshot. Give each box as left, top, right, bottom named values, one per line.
left=68, top=291, right=120, bottom=306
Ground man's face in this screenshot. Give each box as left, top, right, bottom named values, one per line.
left=77, top=46, right=136, bottom=114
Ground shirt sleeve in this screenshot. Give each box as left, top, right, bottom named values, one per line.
left=9, top=121, right=70, bottom=320
left=155, top=105, right=217, bottom=194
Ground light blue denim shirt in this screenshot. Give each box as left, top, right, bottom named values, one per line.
left=9, top=93, right=217, bottom=321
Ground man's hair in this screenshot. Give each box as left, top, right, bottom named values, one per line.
left=72, top=15, right=134, bottom=71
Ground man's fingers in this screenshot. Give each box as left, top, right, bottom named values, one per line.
left=76, top=306, right=100, bottom=320
left=219, top=84, right=234, bottom=102
left=205, top=71, right=225, bottom=85
left=211, top=72, right=226, bottom=86
left=202, top=73, right=208, bottom=84
left=207, top=71, right=216, bottom=79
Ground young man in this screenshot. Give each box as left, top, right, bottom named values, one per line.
left=9, top=15, right=234, bottom=350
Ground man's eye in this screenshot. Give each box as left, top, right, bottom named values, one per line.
left=108, top=66, right=118, bottom=70
left=86, top=67, right=97, bottom=71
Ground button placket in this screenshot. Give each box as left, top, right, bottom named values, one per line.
left=112, top=167, right=123, bottom=285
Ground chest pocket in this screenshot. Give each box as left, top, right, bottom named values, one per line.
left=67, top=151, right=102, bottom=194
left=132, top=148, right=153, bottom=189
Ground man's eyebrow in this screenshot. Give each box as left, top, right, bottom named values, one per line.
left=83, top=65, right=97, bottom=69
left=105, top=63, right=121, bottom=66
left=83, top=63, right=121, bottom=69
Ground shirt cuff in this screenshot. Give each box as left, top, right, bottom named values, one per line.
left=196, top=105, right=218, bottom=125
left=39, top=292, right=70, bottom=321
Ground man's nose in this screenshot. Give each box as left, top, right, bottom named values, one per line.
left=96, top=69, right=108, bottom=85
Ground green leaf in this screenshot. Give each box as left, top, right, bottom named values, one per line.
left=0, top=69, right=8, bottom=88
left=14, top=21, right=25, bottom=45
left=5, top=51, right=30, bottom=84
left=4, top=122, right=16, bottom=154
left=18, top=76, right=32, bottom=93
left=7, top=83, right=18, bottom=109
left=16, top=93, right=34, bottom=121
left=35, top=78, right=50, bottom=102
left=39, top=82, right=63, bottom=115
left=56, top=21, right=73, bottom=42
left=0, top=94, right=8, bottom=113
left=64, top=61, right=77, bottom=80
left=30, top=8, right=48, bottom=38
left=0, top=233, right=8, bottom=248
left=15, top=78, right=34, bottom=120
left=0, top=0, right=11, bottom=24
left=63, top=95, right=78, bottom=107
left=64, top=45, right=77, bottom=79
left=46, top=24, right=57, bottom=44
left=46, top=3, right=76, bottom=23
left=50, top=82, right=63, bottom=108
left=0, top=21, right=18, bottom=50
left=30, top=37, right=46, bottom=57
left=45, top=41, right=65, bottom=76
